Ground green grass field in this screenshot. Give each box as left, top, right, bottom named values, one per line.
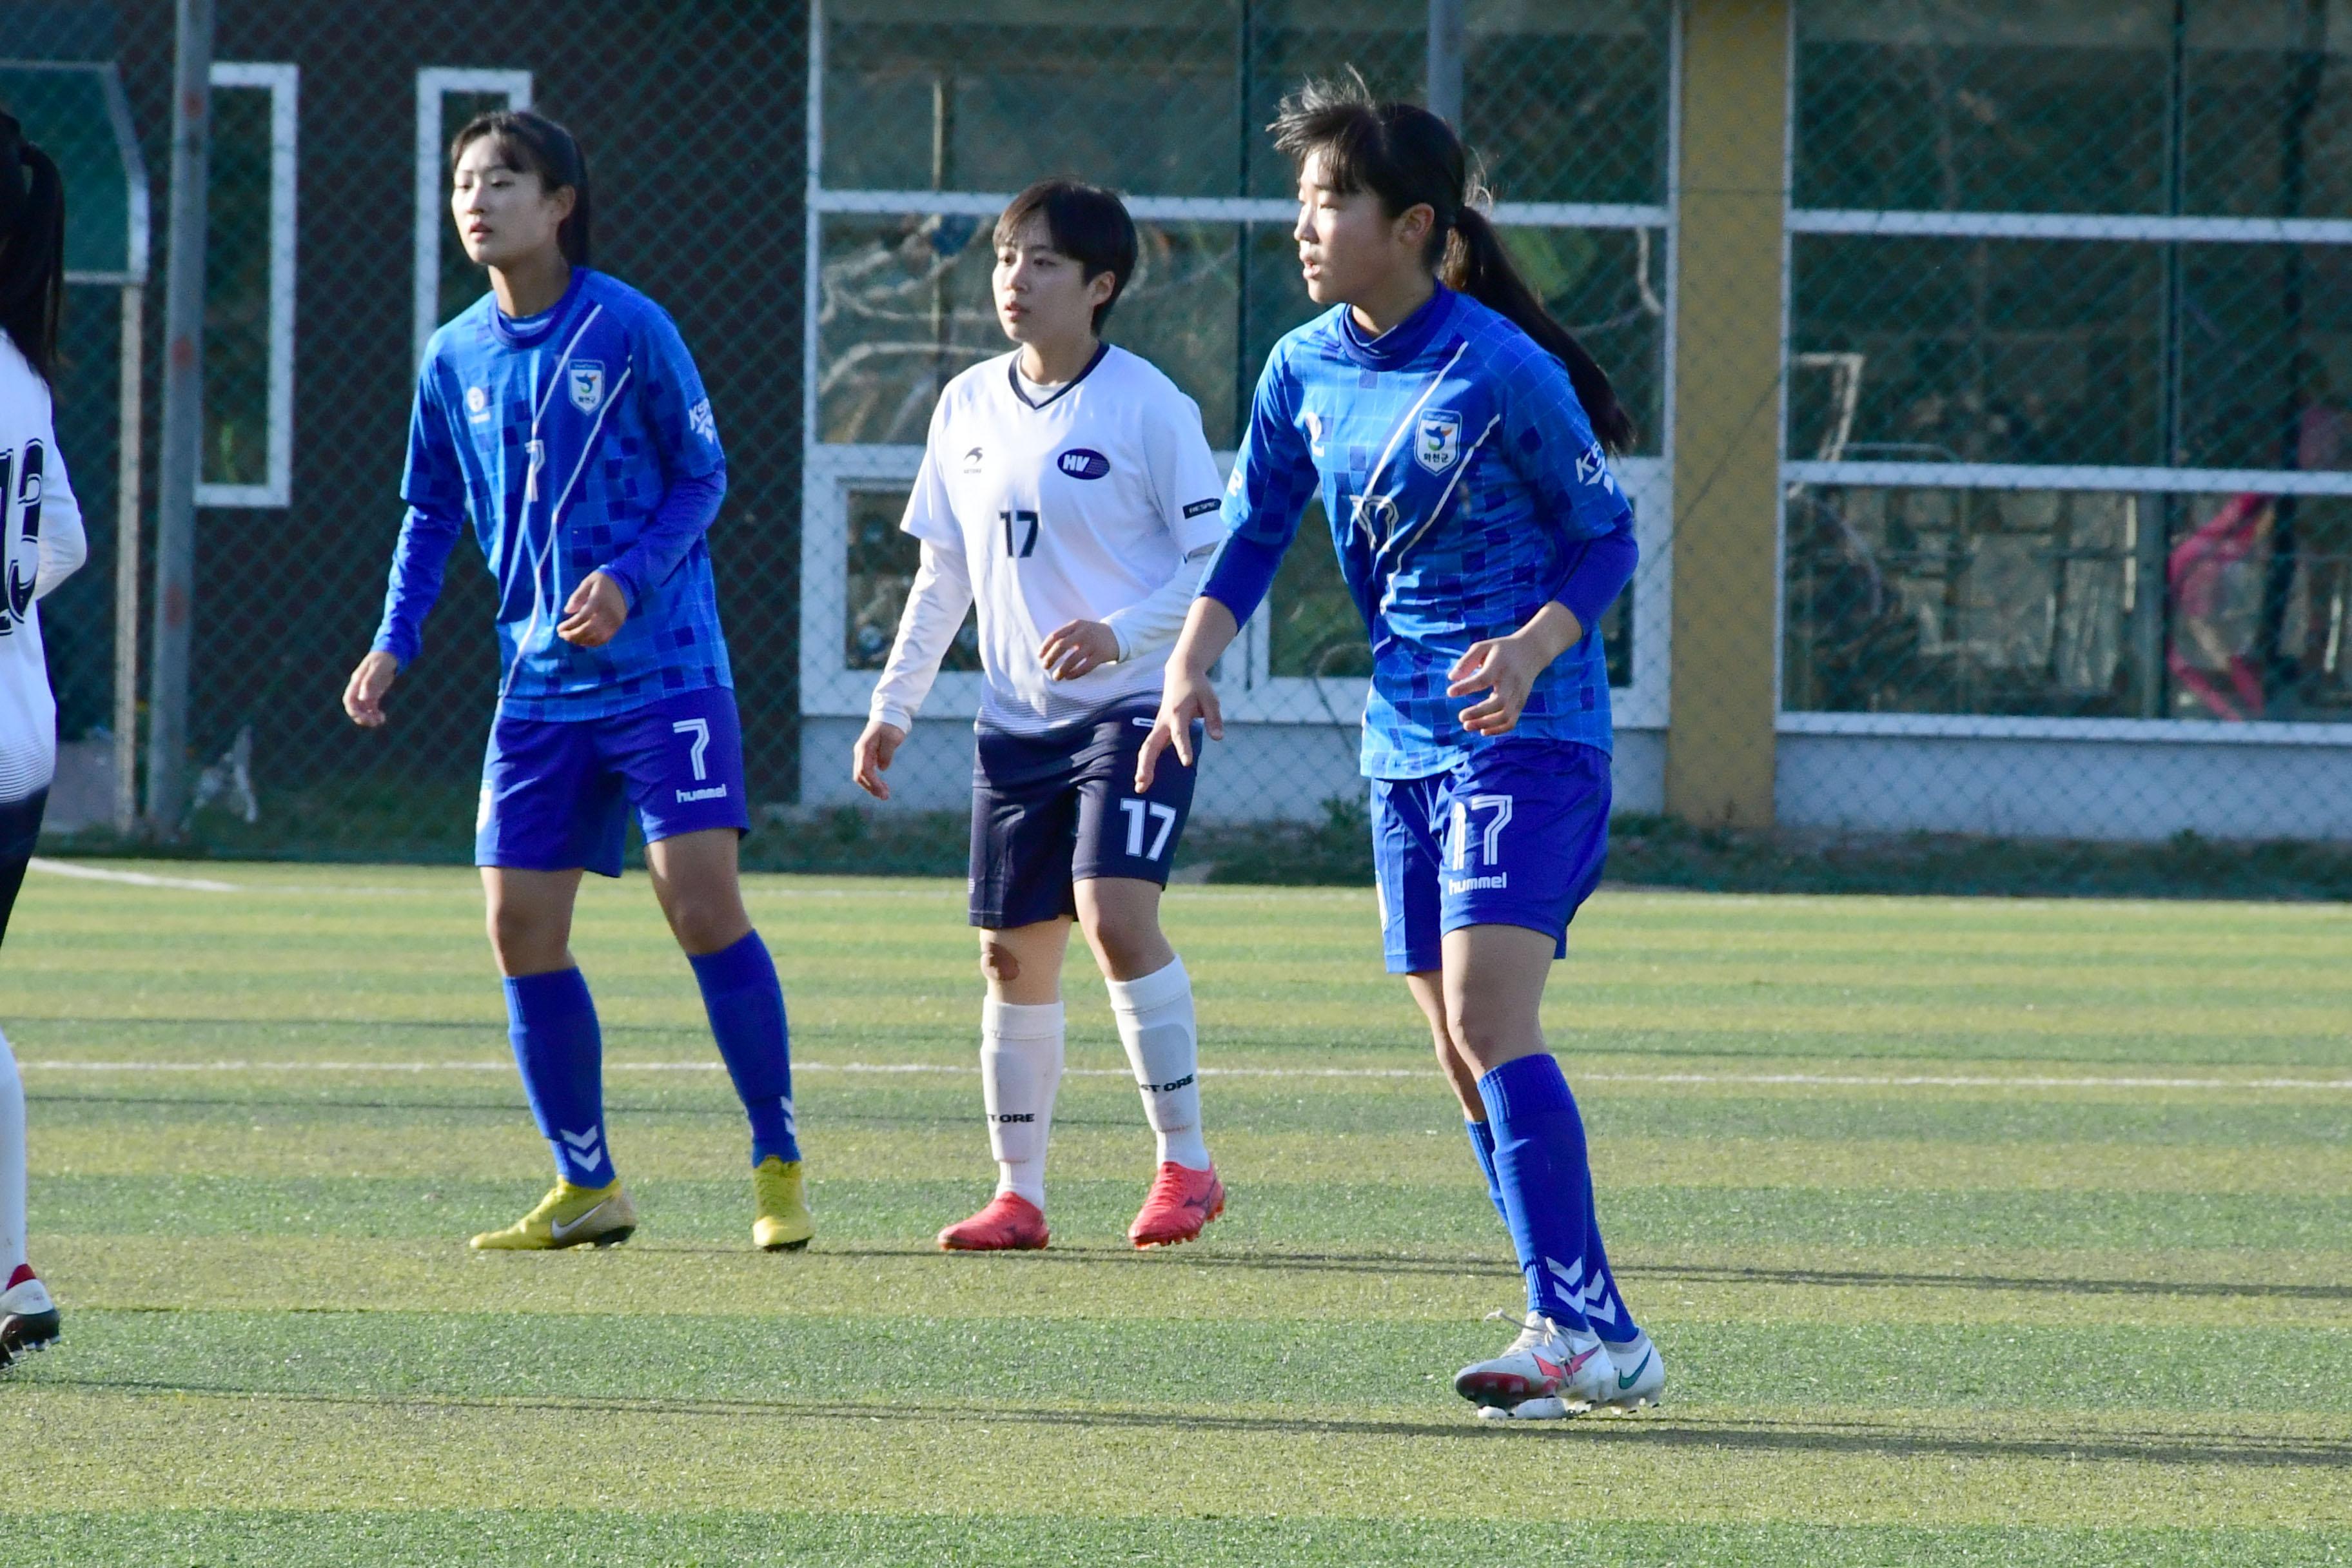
left=5, top=861, right=2350, bottom=1565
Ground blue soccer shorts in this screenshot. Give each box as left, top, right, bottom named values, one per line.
left=476, top=685, right=752, bottom=878
left=968, top=701, right=1200, bottom=930
left=1370, top=737, right=1612, bottom=974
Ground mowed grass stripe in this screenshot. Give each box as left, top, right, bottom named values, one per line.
left=14, top=1514, right=2352, bottom=1568
left=43, top=1235, right=2352, bottom=1330
left=6, top=868, right=2350, bottom=1066
left=31, top=1117, right=2352, bottom=1194
left=31, top=1172, right=2352, bottom=1251
left=11, top=1388, right=2349, bottom=1527
left=30, top=1072, right=2352, bottom=1148
left=23, top=1309, right=2352, bottom=1415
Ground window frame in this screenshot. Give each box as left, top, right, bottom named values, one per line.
left=800, top=0, right=1679, bottom=732
left=194, top=60, right=298, bottom=509
left=1779, top=18, right=2352, bottom=746
left=413, top=66, right=533, bottom=369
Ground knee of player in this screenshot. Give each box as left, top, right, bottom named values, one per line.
left=979, top=941, right=1023, bottom=984
left=1444, top=1000, right=1531, bottom=1066
left=1080, top=907, right=1160, bottom=974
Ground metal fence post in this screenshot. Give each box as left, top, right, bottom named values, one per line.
left=143, top=0, right=214, bottom=833
left=1426, top=0, right=1464, bottom=126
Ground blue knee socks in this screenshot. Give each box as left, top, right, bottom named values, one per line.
left=1478, top=1054, right=1614, bottom=1334
left=505, top=968, right=614, bottom=1188
left=1467, top=1113, right=1640, bottom=1343
left=689, top=930, right=801, bottom=1166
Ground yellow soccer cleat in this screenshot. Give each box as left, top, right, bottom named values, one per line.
left=468, top=1179, right=637, bottom=1251
left=751, top=1155, right=814, bottom=1252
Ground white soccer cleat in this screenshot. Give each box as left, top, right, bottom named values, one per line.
left=1451, top=1310, right=1611, bottom=1414
left=0, top=1265, right=60, bottom=1367
left=1597, top=1335, right=1665, bottom=1413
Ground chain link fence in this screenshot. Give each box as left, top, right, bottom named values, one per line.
left=6, top=0, right=2350, bottom=891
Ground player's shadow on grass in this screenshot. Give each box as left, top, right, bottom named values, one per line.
left=56, top=1379, right=2352, bottom=1469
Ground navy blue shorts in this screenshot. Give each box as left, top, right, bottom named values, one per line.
left=476, top=687, right=751, bottom=878
left=968, top=703, right=1199, bottom=930
left=0, top=787, right=45, bottom=948
left=1371, top=738, right=1611, bottom=974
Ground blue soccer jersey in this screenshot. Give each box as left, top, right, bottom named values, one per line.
left=372, top=268, right=731, bottom=721
left=1202, top=286, right=1635, bottom=778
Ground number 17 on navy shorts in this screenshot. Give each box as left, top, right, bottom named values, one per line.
left=476, top=687, right=752, bottom=877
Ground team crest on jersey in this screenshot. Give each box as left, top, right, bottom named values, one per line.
left=1055, top=447, right=1111, bottom=480
left=567, top=361, right=607, bottom=414
left=1415, top=409, right=1463, bottom=475
left=466, top=385, right=489, bottom=421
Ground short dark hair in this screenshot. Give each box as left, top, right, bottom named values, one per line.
left=449, top=109, right=593, bottom=266
left=993, top=180, right=1138, bottom=333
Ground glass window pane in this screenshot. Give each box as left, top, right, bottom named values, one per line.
left=845, top=485, right=980, bottom=672
left=824, top=0, right=1246, bottom=195
left=2177, top=242, right=2352, bottom=469
left=1502, top=226, right=1667, bottom=458
left=1795, top=1, right=2171, bottom=213
left=1790, top=235, right=2166, bottom=467
left=819, top=213, right=1243, bottom=446
left=2184, top=4, right=2352, bottom=219
left=1783, top=483, right=2352, bottom=721
left=203, top=84, right=273, bottom=488
left=1463, top=1, right=1672, bottom=206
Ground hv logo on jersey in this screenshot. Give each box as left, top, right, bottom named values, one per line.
left=1415, top=409, right=1463, bottom=474
left=567, top=361, right=607, bottom=414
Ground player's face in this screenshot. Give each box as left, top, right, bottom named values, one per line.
left=992, top=218, right=1109, bottom=346
left=1293, top=150, right=1429, bottom=307
left=450, top=137, right=571, bottom=270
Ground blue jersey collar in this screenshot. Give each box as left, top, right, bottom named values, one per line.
left=1336, top=284, right=1455, bottom=369
left=490, top=266, right=591, bottom=350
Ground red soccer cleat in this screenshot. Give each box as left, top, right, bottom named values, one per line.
left=1128, top=1162, right=1226, bottom=1248
left=937, top=1191, right=1050, bottom=1251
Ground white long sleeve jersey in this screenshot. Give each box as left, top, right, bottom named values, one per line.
left=868, top=344, right=1226, bottom=736
left=0, top=333, right=88, bottom=802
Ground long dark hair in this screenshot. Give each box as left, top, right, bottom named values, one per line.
left=1271, top=75, right=1634, bottom=454
left=449, top=109, right=592, bottom=266
left=0, top=110, right=66, bottom=384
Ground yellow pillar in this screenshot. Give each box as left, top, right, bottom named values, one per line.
left=1666, top=0, right=1790, bottom=828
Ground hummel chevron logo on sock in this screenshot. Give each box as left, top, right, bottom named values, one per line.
left=559, top=1126, right=603, bottom=1168
left=1578, top=1273, right=1622, bottom=1330
left=1544, top=1255, right=1586, bottom=1292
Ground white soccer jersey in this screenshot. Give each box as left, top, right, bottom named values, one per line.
left=0, top=334, right=84, bottom=804
left=869, top=344, right=1227, bottom=736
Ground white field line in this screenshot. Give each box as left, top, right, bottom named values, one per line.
left=19, top=1059, right=2352, bottom=1092
left=26, top=858, right=241, bottom=892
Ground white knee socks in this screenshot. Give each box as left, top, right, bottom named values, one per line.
left=0, top=1024, right=24, bottom=1275
left=1107, top=958, right=1211, bottom=1171
left=981, top=997, right=1064, bottom=1208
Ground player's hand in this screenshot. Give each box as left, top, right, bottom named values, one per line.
left=557, top=570, right=629, bottom=647
left=1449, top=614, right=1580, bottom=736
left=851, top=718, right=906, bottom=801
left=342, top=650, right=399, bottom=729
left=1039, top=619, right=1120, bottom=681
left=1136, top=667, right=1222, bottom=791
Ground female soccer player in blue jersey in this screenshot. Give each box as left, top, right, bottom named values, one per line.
left=1139, top=78, right=1660, bottom=1418
left=342, top=111, right=810, bottom=1253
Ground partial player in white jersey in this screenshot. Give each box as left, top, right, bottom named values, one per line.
left=0, top=113, right=87, bottom=1365
left=853, top=181, right=1229, bottom=1251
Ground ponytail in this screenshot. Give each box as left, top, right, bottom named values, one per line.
left=1449, top=207, right=1634, bottom=454
left=1271, top=74, right=1635, bottom=455
left=0, top=112, right=66, bottom=384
